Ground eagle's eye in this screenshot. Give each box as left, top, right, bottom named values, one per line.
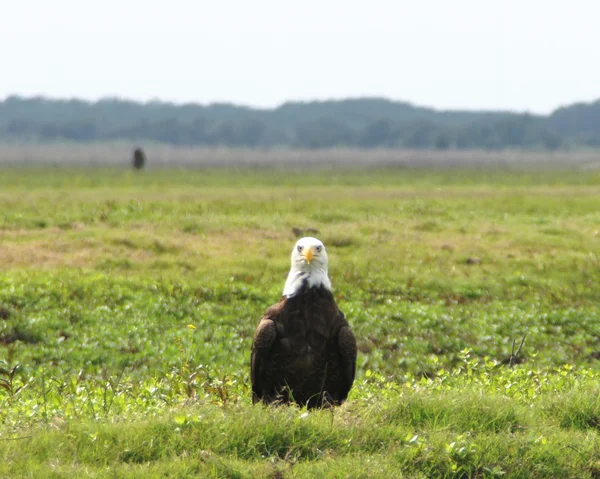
left=297, top=245, right=303, bottom=252
left=316, top=245, right=322, bottom=252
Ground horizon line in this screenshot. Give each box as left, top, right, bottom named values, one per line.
left=2, top=93, right=592, bottom=116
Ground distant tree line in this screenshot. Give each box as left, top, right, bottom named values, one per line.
left=1, top=96, right=599, bottom=150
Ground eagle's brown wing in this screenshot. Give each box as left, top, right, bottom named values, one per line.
left=336, top=322, right=357, bottom=401
left=250, top=302, right=282, bottom=403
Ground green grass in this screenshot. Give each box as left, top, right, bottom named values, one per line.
left=1, top=167, right=600, bottom=477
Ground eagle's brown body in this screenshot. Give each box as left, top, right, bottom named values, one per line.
left=251, top=284, right=357, bottom=409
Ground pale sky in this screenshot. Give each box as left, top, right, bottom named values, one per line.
left=1, top=0, right=599, bottom=114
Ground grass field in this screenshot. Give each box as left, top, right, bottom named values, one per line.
left=1, top=165, right=600, bottom=477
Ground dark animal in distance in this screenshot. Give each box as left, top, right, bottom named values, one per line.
left=251, top=237, right=357, bottom=409
left=132, top=148, right=146, bottom=170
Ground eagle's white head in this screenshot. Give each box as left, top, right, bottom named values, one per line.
left=283, top=237, right=332, bottom=297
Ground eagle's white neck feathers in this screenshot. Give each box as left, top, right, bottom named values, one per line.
left=283, top=237, right=332, bottom=298
left=283, top=268, right=332, bottom=297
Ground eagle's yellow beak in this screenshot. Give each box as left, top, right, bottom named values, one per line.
left=303, top=246, right=315, bottom=264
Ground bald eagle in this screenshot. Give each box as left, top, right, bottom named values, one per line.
left=251, top=237, right=357, bottom=409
